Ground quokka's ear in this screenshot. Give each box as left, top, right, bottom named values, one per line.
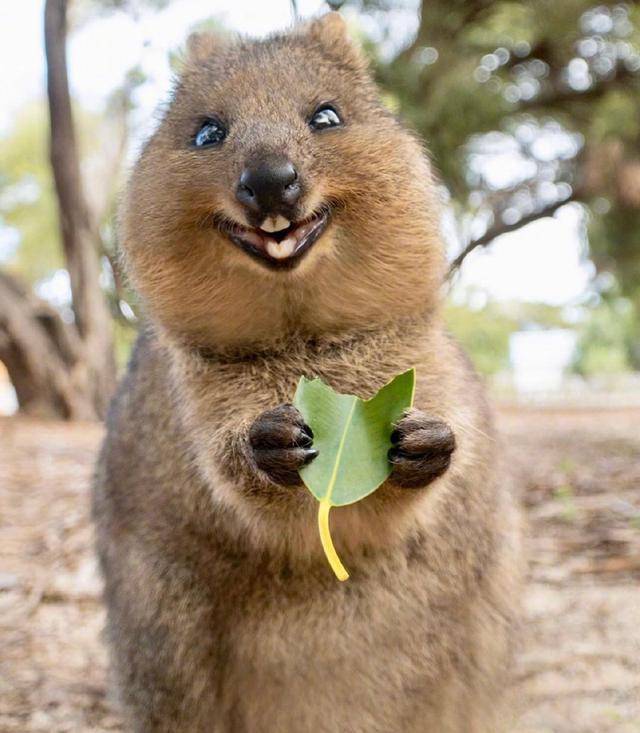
left=306, top=12, right=367, bottom=70
left=185, top=30, right=229, bottom=64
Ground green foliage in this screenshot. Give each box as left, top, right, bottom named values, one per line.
left=590, top=91, right=640, bottom=144
left=444, top=285, right=640, bottom=377
left=445, top=302, right=515, bottom=375
left=0, top=104, right=62, bottom=282
left=446, top=299, right=583, bottom=375
left=589, top=205, right=640, bottom=305
left=507, top=301, right=572, bottom=330
left=573, top=296, right=637, bottom=375
left=576, top=340, right=630, bottom=375
left=465, top=2, right=538, bottom=48
left=0, top=101, right=118, bottom=285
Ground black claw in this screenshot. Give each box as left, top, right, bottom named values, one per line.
left=390, top=429, right=401, bottom=445
left=294, top=427, right=313, bottom=448
left=388, top=447, right=413, bottom=461
left=302, top=423, right=314, bottom=440
left=303, top=448, right=318, bottom=465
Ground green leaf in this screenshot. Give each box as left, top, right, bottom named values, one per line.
left=293, top=368, right=415, bottom=580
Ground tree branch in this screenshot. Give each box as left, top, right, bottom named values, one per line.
left=449, top=195, right=579, bottom=274
left=0, top=270, right=95, bottom=419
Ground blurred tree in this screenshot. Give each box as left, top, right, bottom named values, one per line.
left=445, top=298, right=577, bottom=376
left=0, top=104, right=63, bottom=283
left=347, top=0, right=640, bottom=334
left=0, top=0, right=145, bottom=418
left=0, top=0, right=115, bottom=419
left=0, top=100, right=132, bottom=287
left=573, top=293, right=637, bottom=374
left=445, top=302, right=516, bottom=375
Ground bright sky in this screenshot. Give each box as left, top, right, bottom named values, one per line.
left=0, top=0, right=593, bottom=307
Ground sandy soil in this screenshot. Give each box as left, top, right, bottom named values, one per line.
left=1, top=407, right=639, bottom=732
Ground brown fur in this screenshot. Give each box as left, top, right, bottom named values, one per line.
left=94, top=13, right=522, bottom=732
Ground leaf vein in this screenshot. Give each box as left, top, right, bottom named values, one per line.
left=324, top=395, right=358, bottom=504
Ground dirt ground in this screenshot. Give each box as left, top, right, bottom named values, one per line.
left=1, top=407, right=639, bottom=732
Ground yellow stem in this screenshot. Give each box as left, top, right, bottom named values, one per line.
left=318, top=500, right=349, bottom=581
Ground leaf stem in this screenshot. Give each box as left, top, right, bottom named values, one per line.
left=318, top=500, right=349, bottom=581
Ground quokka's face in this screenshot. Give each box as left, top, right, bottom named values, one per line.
left=132, top=14, right=406, bottom=274
left=122, top=14, right=442, bottom=347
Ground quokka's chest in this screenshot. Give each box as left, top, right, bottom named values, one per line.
left=215, top=574, right=438, bottom=725
left=205, top=340, right=425, bottom=407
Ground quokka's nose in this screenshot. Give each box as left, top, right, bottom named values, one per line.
left=236, top=158, right=301, bottom=217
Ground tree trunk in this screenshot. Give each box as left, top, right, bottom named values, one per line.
left=0, top=272, right=97, bottom=419
left=44, top=0, right=116, bottom=418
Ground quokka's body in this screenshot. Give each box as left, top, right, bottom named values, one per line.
left=94, top=13, right=522, bottom=732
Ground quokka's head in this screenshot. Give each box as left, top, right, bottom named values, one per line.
left=121, top=13, right=445, bottom=350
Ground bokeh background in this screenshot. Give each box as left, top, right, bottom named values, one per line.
left=1, top=1, right=639, bottom=731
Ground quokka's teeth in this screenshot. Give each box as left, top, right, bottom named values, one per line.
left=266, top=236, right=297, bottom=260
left=260, top=215, right=291, bottom=233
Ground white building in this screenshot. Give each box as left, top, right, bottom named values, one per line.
left=509, top=329, right=578, bottom=394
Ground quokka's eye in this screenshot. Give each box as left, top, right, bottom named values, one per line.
left=193, top=118, right=227, bottom=147
left=309, top=104, right=342, bottom=131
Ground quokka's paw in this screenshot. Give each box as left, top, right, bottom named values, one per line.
left=249, top=404, right=317, bottom=486
left=388, top=409, right=456, bottom=489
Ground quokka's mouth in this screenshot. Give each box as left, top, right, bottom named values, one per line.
left=217, top=209, right=331, bottom=269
